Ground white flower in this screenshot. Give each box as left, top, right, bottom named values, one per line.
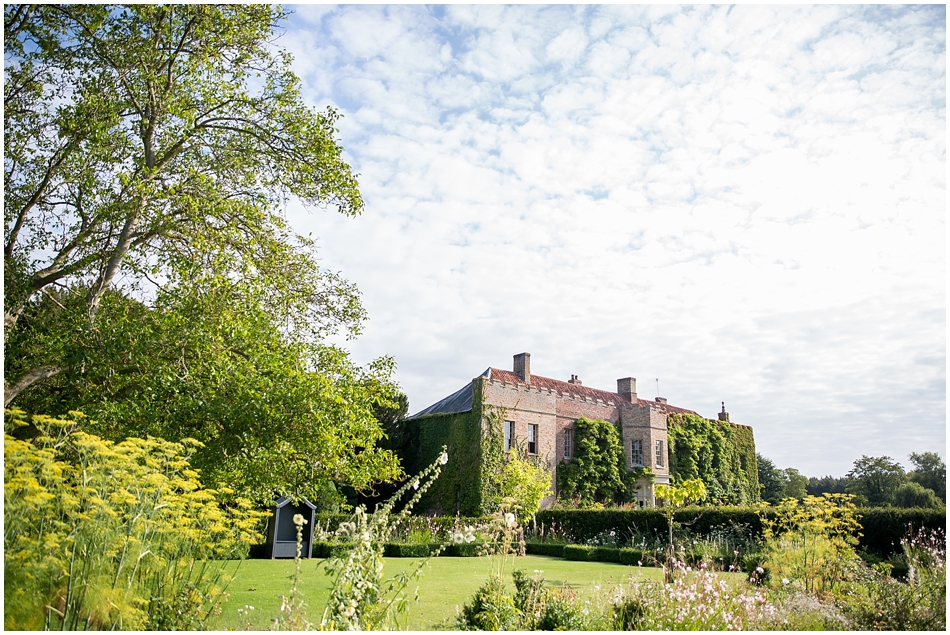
left=756, top=566, right=764, bottom=574
left=452, top=532, right=464, bottom=544
left=782, top=578, right=790, bottom=585
left=293, top=513, right=307, bottom=526
left=465, top=532, right=475, bottom=543
left=412, top=480, right=419, bottom=490
left=504, top=512, right=516, bottom=527
left=439, top=452, right=449, bottom=465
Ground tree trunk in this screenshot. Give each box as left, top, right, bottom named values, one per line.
left=4, top=365, right=64, bottom=406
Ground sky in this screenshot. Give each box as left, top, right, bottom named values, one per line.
left=279, top=3, right=946, bottom=478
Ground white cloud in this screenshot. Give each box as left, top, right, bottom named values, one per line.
left=283, top=4, right=945, bottom=476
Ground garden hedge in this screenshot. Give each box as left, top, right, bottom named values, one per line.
left=535, top=506, right=945, bottom=557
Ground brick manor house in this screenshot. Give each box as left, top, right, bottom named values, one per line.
left=409, top=352, right=740, bottom=509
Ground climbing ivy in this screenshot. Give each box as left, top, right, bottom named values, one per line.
left=556, top=417, right=641, bottom=507
left=667, top=413, right=759, bottom=504
left=414, top=378, right=508, bottom=516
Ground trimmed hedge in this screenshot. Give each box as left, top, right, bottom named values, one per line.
left=383, top=543, right=441, bottom=558
left=536, top=506, right=946, bottom=557
left=524, top=542, right=566, bottom=558
left=311, top=540, right=353, bottom=559
left=856, top=507, right=947, bottom=556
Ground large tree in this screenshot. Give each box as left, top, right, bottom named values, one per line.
left=908, top=452, right=946, bottom=502
left=845, top=455, right=906, bottom=507
left=757, top=453, right=787, bottom=504
left=5, top=4, right=361, bottom=378
left=4, top=5, right=399, bottom=506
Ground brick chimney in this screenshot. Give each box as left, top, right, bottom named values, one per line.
left=513, top=352, right=531, bottom=383
left=617, top=377, right=637, bottom=402
left=568, top=374, right=582, bottom=385
left=718, top=402, right=729, bottom=422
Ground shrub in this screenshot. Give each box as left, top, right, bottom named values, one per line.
left=499, top=455, right=552, bottom=523
left=456, top=575, right=519, bottom=630
left=563, top=544, right=594, bottom=561
left=3, top=410, right=266, bottom=631
left=760, top=494, right=862, bottom=595
left=382, top=543, right=440, bottom=558
left=524, top=542, right=565, bottom=558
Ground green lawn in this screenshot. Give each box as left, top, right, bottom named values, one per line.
left=214, top=555, right=670, bottom=630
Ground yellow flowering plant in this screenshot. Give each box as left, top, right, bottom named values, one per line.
left=3, top=409, right=268, bottom=630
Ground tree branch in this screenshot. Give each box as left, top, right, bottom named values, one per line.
left=4, top=364, right=64, bottom=406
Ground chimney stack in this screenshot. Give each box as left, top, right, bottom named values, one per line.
left=617, top=377, right=637, bottom=402
left=655, top=397, right=668, bottom=404
left=718, top=402, right=730, bottom=422
left=568, top=374, right=582, bottom=385
left=513, top=352, right=531, bottom=383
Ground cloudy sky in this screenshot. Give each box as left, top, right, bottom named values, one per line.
left=280, top=3, right=945, bottom=478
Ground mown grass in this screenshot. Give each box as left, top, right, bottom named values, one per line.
left=215, top=555, right=688, bottom=630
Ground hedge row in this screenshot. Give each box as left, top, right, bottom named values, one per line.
left=309, top=540, right=483, bottom=558
left=312, top=514, right=490, bottom=535
left=534, top=507, right=946, bottom=557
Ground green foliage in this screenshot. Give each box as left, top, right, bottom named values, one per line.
left=4, top=3, right=402, bottom=508
left=498, top=455, right=552, bottom=523
left=3, top=410, right=267, bottom=630
left=413, top=380, right=510, bottom=517
left=806, top=474, right=849, bottom=496
left=908, top=451, right=946, bottom=502
left=655, top=478, right=708, bottom=580
left=757, top=453, right=788, bottom=504
left=667, top=413, right=759, bottom=503
left=416, top=408, right=484, bottom=515
left=5, top=3, right=363, bottom=364
left=457, top=574, right=519, bottom=631
left=855, top=506, right=947, bottom=557
left=783, top=467, right=808, bottom=500
left=556, top=416, right=632, bottom=506
left=459, top=567, right=596, bottom=631
left=761, top=494, right=862, bottom=595
left=892, top=481, right=944, bottom=509
left=9, top=283, right=402, bottom=508
left=846, top=455, right=906, bottom=506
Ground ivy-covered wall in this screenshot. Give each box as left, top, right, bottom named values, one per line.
left=667, top=413, right=759, bottom=504
left=414, top=378, right=506, bottom=516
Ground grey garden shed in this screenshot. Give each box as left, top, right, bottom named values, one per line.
left=264, top=497, right=317, bottom=558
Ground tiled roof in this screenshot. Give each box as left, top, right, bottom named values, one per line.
left=488, top=368, right=699, bottom=416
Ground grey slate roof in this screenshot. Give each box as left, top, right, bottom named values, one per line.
left=407, top=368, right=490, bottom=419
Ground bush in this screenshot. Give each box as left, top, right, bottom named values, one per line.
left=591, top=546, right=622, bottom=563
left=457, top=575, right=519, bottom=630
left=311, top=540, right=355, bottom=559
left=499, top=456, right=552, bottom=523
left=443, top=542, right=480, bottom=557
left=524, top=541, right=565, bottom=558
left=563, top=544, right=595, bottom=561
left=382, top=543, right=440, bottom=558
left=3, top=410, right=266, bottom=631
